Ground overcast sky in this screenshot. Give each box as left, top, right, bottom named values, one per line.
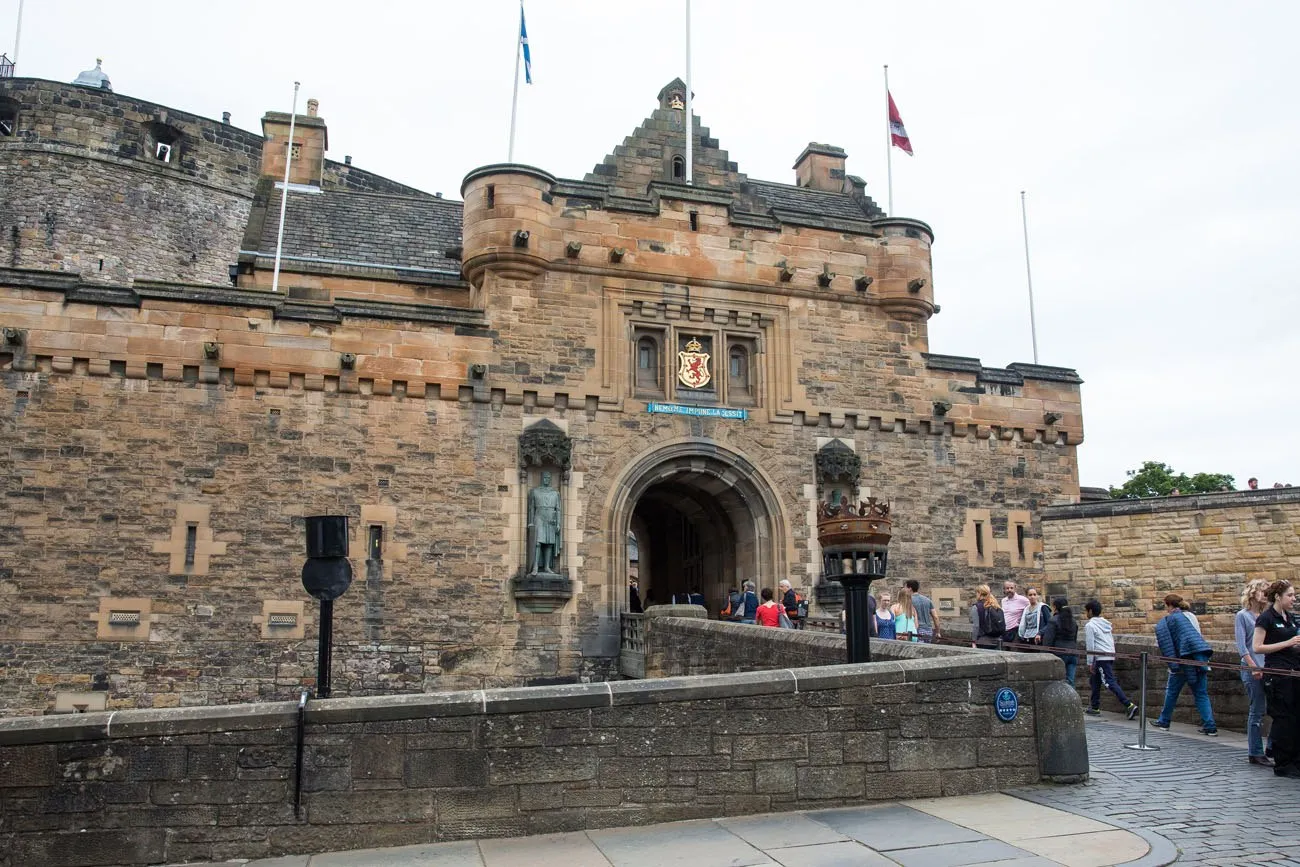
left=5, top=0, right=1298, bottom=491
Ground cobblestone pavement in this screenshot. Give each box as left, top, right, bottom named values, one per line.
left=1016, top=715, right=1300, bottom=866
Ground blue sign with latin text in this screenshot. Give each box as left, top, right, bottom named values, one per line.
left=646, top=402, right=747, bottom=420
left=995, top=687, right=1019, bottom=722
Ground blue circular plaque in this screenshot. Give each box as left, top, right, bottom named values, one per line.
left=995, top=687, right=1019, bottom=722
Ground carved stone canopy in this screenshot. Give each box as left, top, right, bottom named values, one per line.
left=815, top=440, right=861, bottom=487
left=519, top=420, right=572, bottom=472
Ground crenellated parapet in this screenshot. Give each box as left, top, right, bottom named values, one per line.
left=458, top=163, right=936, bottom=323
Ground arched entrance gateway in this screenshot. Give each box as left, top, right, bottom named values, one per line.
left=606, top=440, right=789, bottom=615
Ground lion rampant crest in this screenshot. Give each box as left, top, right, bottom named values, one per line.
left=677, top=339, right=711, bottom=389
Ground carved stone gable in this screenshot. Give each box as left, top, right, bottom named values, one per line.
left=815, top=440, right=861, bottom=487
left=519, top=420, right=572, bottom=471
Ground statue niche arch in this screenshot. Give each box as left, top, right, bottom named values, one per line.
left=604, top=439, right=790, bottom=615
left=514, top=420, right=574, bottom=613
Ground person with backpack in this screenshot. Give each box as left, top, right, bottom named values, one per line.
left=720, top=587, right=742, bottom=621
left=1016, top=587, right=1051, bottom=650
left=892, top=585, right=919, bottom=642
left=1040, top=596, right=1080, bottom=685
left=1153, top=593, right=1217, bottom=735
left=1085, top=599, right=1139, bottom=720
left=779, top=580, right=805, bottom=629
left=738, top=581, right=760, bottom=624
left=971, top=584, right=1005, bottom=648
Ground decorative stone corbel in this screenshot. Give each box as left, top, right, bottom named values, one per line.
left=513, top=230, right=530, bottom=248
left=854, top=275, right=874, bottom=292
left=933, top=400, right=952, bottom=417
left=908, top=277, right=927, bottom=293
left=566, top=240, right=582, bottom=258
left=203, top=342, right=220, bottom=360
left=777, top=260, right=795, bottom=282
left=817, top=264, right=835, bottom=288
left=1044, top=411, right=1062, bottom=425
left=610, top=247, right=626, bottom=263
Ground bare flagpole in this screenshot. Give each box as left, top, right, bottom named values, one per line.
left=13, top=0, right=24, bottom=66
left=1020, top=191, right=1040, bottom=364
left=508, top=1, right=522, bottom=162
left=685, top=0, right=693, bottom=184
left=270, top=81, right=300, bottom=295
left=884, top=64, right=893, bottom=215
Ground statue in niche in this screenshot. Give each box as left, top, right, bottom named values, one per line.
left=527, top=471, right=562, bottom=574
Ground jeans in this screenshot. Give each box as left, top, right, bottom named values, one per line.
left=1243, top=676, right=1271, bottom=757
left=1157, top=658, right=1216, bottom=730
left=1062, top=655, right=1077, bottom=688
left=1089, top=660, right=1130, bottom=709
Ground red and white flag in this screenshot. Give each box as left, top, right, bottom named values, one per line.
left=888, top=92, right=913, bottom=156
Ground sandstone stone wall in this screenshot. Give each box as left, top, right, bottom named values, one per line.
left=0, top=653, right=1061, bottom=867
left=1041, top=488, right=1300, bottom=640
left=0, top=78, right=265, bottom=286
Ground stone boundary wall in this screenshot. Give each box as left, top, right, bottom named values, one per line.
left=0, top=648, right=1072, bottom=867
left=1041, top=487, right=1300, bottom=641
left=940, top=620, right=1253, bottom=730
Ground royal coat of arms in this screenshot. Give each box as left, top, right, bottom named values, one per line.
left=677, top=338, right=711, bottom=389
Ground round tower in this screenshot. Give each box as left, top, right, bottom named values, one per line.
left=871, top=217, right=936, bottom=322
left=460, top=163, right=557, bottom=288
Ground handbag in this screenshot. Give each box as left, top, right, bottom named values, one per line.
left=778, top=610, right=794, bottom=629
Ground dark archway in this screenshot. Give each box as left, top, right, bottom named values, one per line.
left=605, top=439, right=789, bottom=616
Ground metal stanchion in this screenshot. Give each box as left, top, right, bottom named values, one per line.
left=1125, top=651, right=1161, bottom=752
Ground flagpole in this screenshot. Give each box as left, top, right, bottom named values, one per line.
left=508, top=1, right=522, bottom=162
left=884, top=64, right=893, bottom=215
left=1020, top=190, right=1040, bottom=364
left=270, top=81, right=300, bottom=296
left=13, top=0, right=24, bottom=66
left=685, top=0, right=693, bottom=184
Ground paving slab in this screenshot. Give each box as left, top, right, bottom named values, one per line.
left=1015, top=830, right=1154, bottom=867
left=308, top=841, right=483, bottom=866
left=884, top=839, right=1038, bottom=867
left=478, top=831, right=612, bottom=867
left=905, top=792, right=1113, bottom=841
left=587, top=818, right=774, bottom=867
left=765, top=840, right=897, bottom=867
left=717, top=813, right=850, bottom=850
left=808, top=804, right=988, bottom=849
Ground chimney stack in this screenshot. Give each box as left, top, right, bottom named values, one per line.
left=260, top=101, right=328, bottom=186
left=307, top=98, right=319, bottom=117
left=793, top=143, right=848, bottom=193
left=221, top=111, right=231, bottom=125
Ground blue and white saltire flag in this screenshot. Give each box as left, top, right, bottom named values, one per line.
left=520, top=4, right=532, bottom=84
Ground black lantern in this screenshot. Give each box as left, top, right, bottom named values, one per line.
left=301, top=515, right=352, bottom=698
left=818, top=498, right=892, bottom=663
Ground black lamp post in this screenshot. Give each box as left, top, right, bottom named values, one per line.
left=818, top=498, right=892, bottom=663
left=301, top=515, right=352, bottom=698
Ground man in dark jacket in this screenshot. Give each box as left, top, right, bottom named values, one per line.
left=1153, top=593, right=1217, bottom=735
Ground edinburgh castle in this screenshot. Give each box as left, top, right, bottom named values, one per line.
left=4, top=66, right=1099, bottom=713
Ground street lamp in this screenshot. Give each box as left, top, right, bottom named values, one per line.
left=818, top=498, right=892, bottom=663
left=301, top=515, right=352, bottom=698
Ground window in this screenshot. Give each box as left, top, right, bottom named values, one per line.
left=671, top=155, right=685, bottom=180
left=726, top=339, right=756, bottom=405
left=636, top=336, right=660, bottom=390
left=290, top=142, right=302, bottom=161
left=0, top=99, right=16, bottom=137
left=689, top=211, right=699, bottom=231
left=147, top=121, right=182, bottom=165
left=368, top=525, right=384, bottom=561
left=974, top=522, right=985, bottom=559
left=486, top=184, right=495, bottom=208
left=184, top=523, right=198, bottom=569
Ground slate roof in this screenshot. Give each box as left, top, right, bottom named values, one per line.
left=741, top=180, right=884, bottom=222
left=258, top=189, right=463, bottom=273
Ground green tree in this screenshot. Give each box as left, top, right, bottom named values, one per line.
left=1109, top=461, right=1235, bottom=499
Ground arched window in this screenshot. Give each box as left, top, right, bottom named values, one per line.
left=636, top=336, right=660, bottom=389
left=729, top=345, right=749, bottom=387
left=727, top=341, right=756, bottom=405
left=671, top=155, right=685, bottom=180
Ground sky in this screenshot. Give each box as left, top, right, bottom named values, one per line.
left=4, top=0, right=1298, bottom=491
